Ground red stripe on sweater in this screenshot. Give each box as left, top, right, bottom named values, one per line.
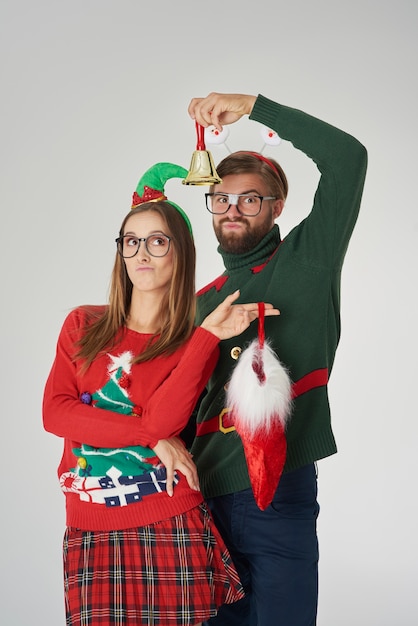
left=197, top=275, right=229, bottom=296
left=291, top=368, right=328, bottom=399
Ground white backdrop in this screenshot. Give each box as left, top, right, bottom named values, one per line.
left=1, top=1, right=417, bottom=624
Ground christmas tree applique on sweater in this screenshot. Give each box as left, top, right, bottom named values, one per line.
left=60, top=351, right=176, bottom=507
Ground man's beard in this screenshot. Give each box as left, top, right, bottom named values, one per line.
left=214, top=217, right=272, bottom=254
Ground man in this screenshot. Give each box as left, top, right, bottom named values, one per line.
left=187, top=92, right=368, bottom=626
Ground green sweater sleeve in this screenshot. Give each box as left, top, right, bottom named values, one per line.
left=250, top=94, right=368, bottom=267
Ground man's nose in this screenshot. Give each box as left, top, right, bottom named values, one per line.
left=226, top=201, right=242, bottom=218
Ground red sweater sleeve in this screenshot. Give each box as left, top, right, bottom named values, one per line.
left=42, top=309, right=219, bottom=449
left=135, top=328, right=220, bottom=448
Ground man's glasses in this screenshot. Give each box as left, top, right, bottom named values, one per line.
left=115, top=233, right=172, bottom=258
left=205, top=193, right=276, bottom=217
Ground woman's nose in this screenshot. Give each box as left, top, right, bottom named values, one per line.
left=136, top=241, right=150, bottom=261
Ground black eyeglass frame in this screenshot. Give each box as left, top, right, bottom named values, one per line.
left=205, top=192, right=277, bottom=217
left=115, top=234, right=172, bottom=258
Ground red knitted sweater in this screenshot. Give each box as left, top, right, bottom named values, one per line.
left=43, top=306, right=220, bottom=531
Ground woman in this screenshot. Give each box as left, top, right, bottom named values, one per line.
left=43, top=168, right=279, bottom=626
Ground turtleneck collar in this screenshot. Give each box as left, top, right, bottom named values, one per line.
left=218, top=224, right=281, bottom=272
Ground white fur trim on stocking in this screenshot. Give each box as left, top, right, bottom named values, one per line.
left=226, top=339, right=292, bottom=436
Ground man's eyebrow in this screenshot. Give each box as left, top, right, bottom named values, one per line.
left=214, top=189, right=262, bottom=195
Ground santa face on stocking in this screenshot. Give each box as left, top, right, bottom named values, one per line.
left=226, top=303, right=292, bottom=510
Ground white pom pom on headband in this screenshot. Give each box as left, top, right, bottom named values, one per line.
left=203, top=124, right=283, bottom=179
left=204, top=123, right=282, bottom=156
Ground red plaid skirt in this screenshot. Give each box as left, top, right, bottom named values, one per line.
left=63, top=503, right=244, bottom=625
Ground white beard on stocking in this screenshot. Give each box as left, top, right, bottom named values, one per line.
left=226, top=339, right=292, bottom=437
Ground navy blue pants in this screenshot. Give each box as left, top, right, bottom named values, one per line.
left=204, top=464, right=320, bottom=626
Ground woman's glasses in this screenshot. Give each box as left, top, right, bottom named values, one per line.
left=115, top=233, right=172, bottom=258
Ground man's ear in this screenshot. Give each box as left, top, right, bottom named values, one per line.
left=273, top=198, right=285, bottom=219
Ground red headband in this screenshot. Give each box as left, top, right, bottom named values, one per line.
left=246, top=151, right=280, bottom=175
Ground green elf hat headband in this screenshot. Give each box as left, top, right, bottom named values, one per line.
left=131, top=162, right=193, bottom=235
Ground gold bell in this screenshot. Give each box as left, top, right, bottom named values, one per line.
left=182, top=122, right=222, bottom=186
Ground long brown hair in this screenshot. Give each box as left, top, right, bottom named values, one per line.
left=75, top=202, right=196, bottom=369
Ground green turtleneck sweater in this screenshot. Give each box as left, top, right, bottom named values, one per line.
left=191, top=95, right=367, bottom=500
